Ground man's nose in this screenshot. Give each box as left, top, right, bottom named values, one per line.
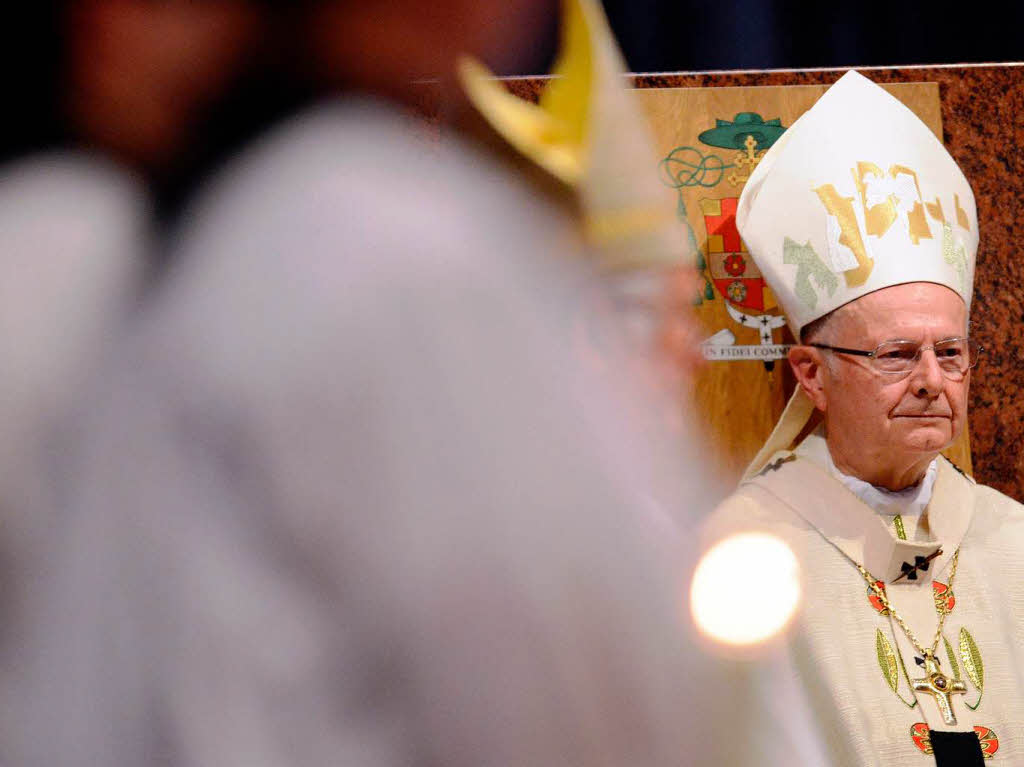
left=909, top=348, right=945, bottom=395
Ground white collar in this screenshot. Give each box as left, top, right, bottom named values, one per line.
left=820, top=445, right=938, bottom=518
left=744, top=431, right=974, bottom=584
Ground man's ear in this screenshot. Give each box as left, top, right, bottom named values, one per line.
left=789, top=345, right=829, bottom=412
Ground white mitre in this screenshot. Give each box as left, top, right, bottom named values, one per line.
left=738, top=70, right=979, bottom=477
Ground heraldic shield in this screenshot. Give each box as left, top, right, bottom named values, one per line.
left=700, top=196, right=770, bottom=313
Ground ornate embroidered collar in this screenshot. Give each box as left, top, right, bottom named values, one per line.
left=743, top=432, right=974, bottom=585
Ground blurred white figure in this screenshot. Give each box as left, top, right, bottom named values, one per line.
left=0, top=152, right=146, bottom=762
left=0, top=155, right=145, bottom=538
left=21, top=100, right=714, bottom=767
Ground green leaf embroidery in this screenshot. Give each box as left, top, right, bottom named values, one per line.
left=893, top=635, right=918, bottom=709
left=876, top=628, right=899, bottom=693
left=943, top=635, right=961, bottom=681
left=960, top=627, right=984, bottom=691
left=782, top=238, right=839, bottom=311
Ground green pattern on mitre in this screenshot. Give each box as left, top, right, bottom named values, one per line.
left=783, top=238, right=839, bottom=311
left=942, top=223, right=967, bottom=294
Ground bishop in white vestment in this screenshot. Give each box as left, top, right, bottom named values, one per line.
left=698, top=71, right=1024, bottom=766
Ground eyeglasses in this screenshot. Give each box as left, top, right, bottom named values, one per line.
left=809, top=337, right=982, bottom=379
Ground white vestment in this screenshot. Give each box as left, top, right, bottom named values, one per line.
left=19, top=101, right=713, bottom=767
left=0, top=153, right=147, bottom=764
left=0, top=153, right=146, bottom=544
left=705, top=430, right=1024, bottom=765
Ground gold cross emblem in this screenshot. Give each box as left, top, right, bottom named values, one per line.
left=912, top=653, right=967, bottom=725
left=727, top=134, right=762, bottom=187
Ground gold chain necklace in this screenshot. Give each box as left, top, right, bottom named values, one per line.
left=855, top=549, right=966, bottom=725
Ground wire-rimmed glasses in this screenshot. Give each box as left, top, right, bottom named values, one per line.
left=809, top=337, right=982, bottom=379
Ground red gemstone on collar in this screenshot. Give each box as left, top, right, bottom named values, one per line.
left=867, top=580, right=889, bottom=615
left=932, top=581, right=956, bottom=615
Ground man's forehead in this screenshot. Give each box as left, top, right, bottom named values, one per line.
left=835, top=282, right=967, bottom=339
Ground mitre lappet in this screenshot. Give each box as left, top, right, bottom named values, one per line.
left=737, top=70, right=979, bottom=478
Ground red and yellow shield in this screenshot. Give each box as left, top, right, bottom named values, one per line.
left=700, top=197, right=774, bottom=312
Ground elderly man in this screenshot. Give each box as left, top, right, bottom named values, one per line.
left=701, top=71, right=1024, bottom=766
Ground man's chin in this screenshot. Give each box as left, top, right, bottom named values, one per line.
left=894, top=420, right=955, bottom=454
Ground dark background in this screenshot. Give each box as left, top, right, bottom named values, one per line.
left=600, top=0, right=1023, bottom=73
left=6, top=1, right=1020, bottom=219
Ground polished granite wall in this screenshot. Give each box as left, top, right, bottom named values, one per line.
left=490, top=65, right=1024, bottom=500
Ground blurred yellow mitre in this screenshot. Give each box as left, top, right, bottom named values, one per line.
left=457, top=0, right=691, bottom=273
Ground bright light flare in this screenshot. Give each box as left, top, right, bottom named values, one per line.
left=690, top=532, right=800, bottom=646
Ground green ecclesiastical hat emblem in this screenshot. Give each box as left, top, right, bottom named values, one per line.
left=699, top=113, right=786, bottom=151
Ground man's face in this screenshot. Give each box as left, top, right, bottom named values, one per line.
left=817, top=282, right=969, bottom=476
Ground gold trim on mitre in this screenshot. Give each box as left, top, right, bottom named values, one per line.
left=736, top=70, right=978, bottom=338
left=738, top=71, right=977, bottom=478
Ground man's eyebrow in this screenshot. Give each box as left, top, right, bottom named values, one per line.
left=872, top=337, right=917, bottom=345
left=875, top=335, right=967, bottom=344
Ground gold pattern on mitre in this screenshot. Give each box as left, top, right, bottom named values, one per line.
left=736, top=70, right=979, bottom=338
left=458, top=0, right=688, bottom=272
left=738, top=71, right=979, bottom=479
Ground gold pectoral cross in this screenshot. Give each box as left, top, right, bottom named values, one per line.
left=912, top=653, right=967, bottom=725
